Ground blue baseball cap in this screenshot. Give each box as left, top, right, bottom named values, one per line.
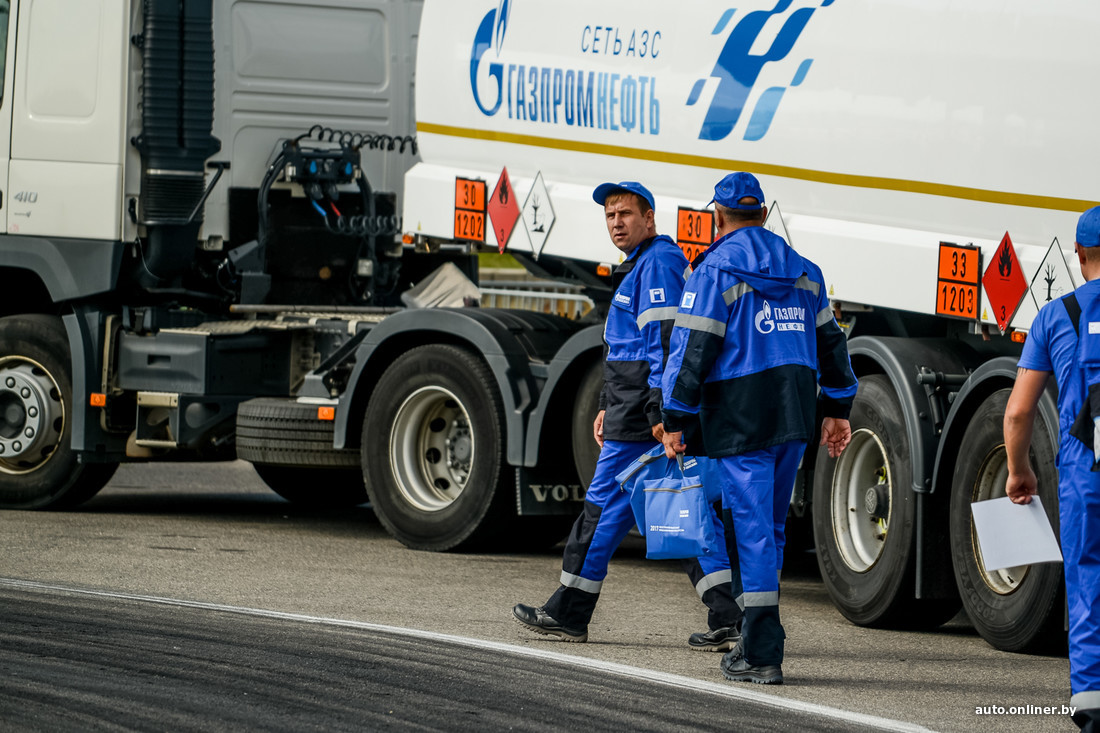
left=1077, top=205, right=1100, bottom=248
left=593, top=181, right=655, bottom=210
left=710, top=172, right=765, bottom=210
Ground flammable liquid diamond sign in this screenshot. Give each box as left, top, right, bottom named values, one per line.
left=522, top=171, right=555, bottom=259
left=981, top=232, right=1028, bottom=333
left=487, top=167, right=521, bottom=253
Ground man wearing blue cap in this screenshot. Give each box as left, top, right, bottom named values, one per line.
left=661, top=171, right=858, bottom=684
left=513, top=181, right=742, bottom=649
left=1005, top=205, right=1100, bottom=731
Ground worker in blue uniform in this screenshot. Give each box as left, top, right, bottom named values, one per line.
left=513, top=181, right=741, bottom=649
left=1005, top=206, right=1100, bottom=732
left=661, top=172, right=858, bottom=684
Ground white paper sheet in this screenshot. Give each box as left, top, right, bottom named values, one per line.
left=971, top=496, right=1063, bottom=572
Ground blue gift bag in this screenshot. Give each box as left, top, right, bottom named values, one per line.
left=637, top=456, right=717, bottom=560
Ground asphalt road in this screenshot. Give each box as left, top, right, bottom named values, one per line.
left=0, top=583, right=897, bottom=732
left=0, top=461, right=1079, bottom=732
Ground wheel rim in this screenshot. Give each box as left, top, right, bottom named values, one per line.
left=829, top=428, right=892, bottom=572
left=0, top=356, right=65, bottom=475
left=969, top=445, right=1028, bottom=594
left=389, top=386, right=474, bottom=512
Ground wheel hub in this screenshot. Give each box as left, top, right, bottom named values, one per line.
left=970, top=446, right=1028, bottom=594
left=0, top=360, right=60, bottom=469
left=863, top=482, right=889, bottom=520
left=829, top=428, right=892, bottom=572
left=390, top=386, right=475, bottom=512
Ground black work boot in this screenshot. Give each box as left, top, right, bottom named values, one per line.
left=720, top=646, right=783, bottom=685
left=512, top=603, right=588, bottom=642
left=687, top=625, right=740, bottom=652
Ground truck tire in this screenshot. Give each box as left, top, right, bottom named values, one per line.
left=949, top=389, right=1065, bottom=653
left=0, top=315, right=118, bottom=509
left=813, top=375, right=958, bottom=628
left=571, top=360, right=602, bottom=488
left=236, top=397, right=367, bottom=507
left=236, top=397, right=360, bottom=467
left=362, top=344, right=513, bottom=551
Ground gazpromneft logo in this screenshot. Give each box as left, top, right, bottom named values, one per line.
left=755, top=300, right=806, bottom=334
left=470, top=0, right=661, bottom=134
left=468, top=1, right=831, bottom=143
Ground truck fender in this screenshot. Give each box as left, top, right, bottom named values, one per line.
left=334, top=308, right=570, bottom=466
left=63, top=306, right=126, bottom=459
left=0, top=237, right=125, bottom=302
left=846, top=336, right=979, bottom=495
left=929, top=355, right=1059, bottom=496
left=521, top=324, right=603, bottom=467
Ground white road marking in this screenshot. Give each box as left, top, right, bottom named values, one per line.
left=1, top=577, right=932, bottom=732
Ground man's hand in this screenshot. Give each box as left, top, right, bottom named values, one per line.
left=662, top=429, right=685, bottom=459
left=593, top=410, right=605, bottom=448
left=1006, top=466, right=1038, bottom=505
left=1003, top=367, right=1049, bottom=506
left=651, top=422, right=665, bottom=442
left=820, top=417, right=852, bottom=458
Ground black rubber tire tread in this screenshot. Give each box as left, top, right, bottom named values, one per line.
left=362, top=344, right=513, bottom=552
left=571, top=359, right=603, bottom=489
left=236, top=397, right=359, bottom=468
left=252, top=464, right=368, bottom=508
left=813, top=374, right=960, bottom=629
left=949, top=389, right=1066, bottom=653
left=0, top=315, right=118, bottom=510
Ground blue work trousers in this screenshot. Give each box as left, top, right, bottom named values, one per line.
left=716, top=440, right=806, bottom=667
left=1061, top=458, right=1100, bottom=722
left=544, top=438, right=737, bottom=630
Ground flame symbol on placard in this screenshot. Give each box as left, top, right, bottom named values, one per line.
left=499, top=182, right=509, bottom=205
left=998, top=242, right=1013, bottom=277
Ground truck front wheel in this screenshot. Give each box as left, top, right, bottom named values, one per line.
left=0, top=315, right=117, bottom=509
left=813, top=374, right=959, bottom=628
left=949, top=389, right=1065, bottom=652
left=362, top=344, right=513, bottom=551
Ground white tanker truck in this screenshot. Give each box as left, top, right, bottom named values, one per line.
left=0, top=0, right=1096, bottom=654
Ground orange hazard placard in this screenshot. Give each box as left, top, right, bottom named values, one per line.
left=454, top=177, right=487, bottom=243
left=676, top=207, right=714, bottom=264
left=935, top=242, right=981, bottom=320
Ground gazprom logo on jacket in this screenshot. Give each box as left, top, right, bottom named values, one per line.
left=756, top=300, right=806, bottom=334
left=688, top=0, right=833, bottom=142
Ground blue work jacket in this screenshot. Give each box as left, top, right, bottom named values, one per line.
left=661, top=226, right=857, bottom=457
left=600, top=235, right=690, bottom=440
